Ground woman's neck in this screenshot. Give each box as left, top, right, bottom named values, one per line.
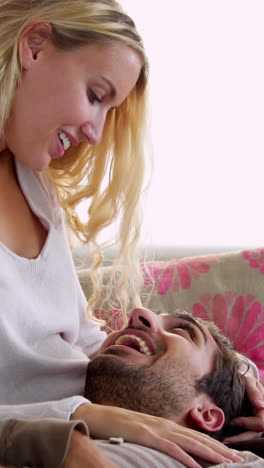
left=0, top=149, right=16, bottom=179
left=0, top=138, right=7, bottom=153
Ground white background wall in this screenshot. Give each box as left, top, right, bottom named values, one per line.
left=78, top=1, right=264, bottom=250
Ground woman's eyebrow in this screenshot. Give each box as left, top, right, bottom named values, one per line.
left=171, top=314, right=208, bottom=345
left=100, top=76, right=116, bottom=98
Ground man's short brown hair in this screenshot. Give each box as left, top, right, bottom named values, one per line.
left=174, top=312, right=247, bottom=434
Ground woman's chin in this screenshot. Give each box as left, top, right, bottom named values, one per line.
left=33, top=156, right=53, bottom=172
left=14, top=151, right=52, bottom=172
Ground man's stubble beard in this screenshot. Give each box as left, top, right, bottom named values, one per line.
left=85, top=352, right=197, bottom=419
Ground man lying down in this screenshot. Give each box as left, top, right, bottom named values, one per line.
left=82, top=308, right=263, bottom=467
left=0, top=308, right=263, bottom=468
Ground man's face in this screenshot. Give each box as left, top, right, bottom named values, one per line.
left=85, top=308, right=218, bottom=420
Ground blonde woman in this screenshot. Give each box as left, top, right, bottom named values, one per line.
left=0, top=1, right=262, bottom=467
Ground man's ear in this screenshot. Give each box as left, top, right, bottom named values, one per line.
left=19, top=21, right=53, bottom=70
left=188, top=399, right=225, bottom=433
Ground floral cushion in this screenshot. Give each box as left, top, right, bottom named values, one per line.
left=78, top=248, right=264, bottom=381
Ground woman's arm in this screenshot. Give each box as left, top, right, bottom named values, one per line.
left=71, top=403, right=244, bottom=468
left=0, top=418, right=118, bottom=468
left=0, top=397, right=89, bottom=422
left=63, top=430, right=119, bottom=468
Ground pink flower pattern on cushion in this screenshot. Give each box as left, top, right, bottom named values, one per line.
left=242, top=249, right=264, bottom=274
left=94, top=308, right=132, bottom=334
left=192, top=292, right=264, bottom=381
left=142, top=256, right=217, bottom=295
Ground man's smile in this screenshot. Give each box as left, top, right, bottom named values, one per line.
left=102, top=328, right=158, bottom=357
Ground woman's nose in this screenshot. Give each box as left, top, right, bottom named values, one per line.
left=80, top=113, right=105, bottom=145
left=128, top=308, right=162, bottom=333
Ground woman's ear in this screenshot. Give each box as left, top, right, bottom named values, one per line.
left=19, top=21, right=53, bottom=70
left=189, top=403, right=225, bottom=433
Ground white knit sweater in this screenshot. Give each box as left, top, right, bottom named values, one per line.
left=0, top=158, right=106, bottom=420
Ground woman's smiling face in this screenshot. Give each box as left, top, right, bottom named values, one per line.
left=2, top=23, right=141, bottom=171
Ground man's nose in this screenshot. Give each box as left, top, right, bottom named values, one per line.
left=128, top=308, right=162, bottom=333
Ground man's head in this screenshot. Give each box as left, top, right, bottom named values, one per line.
left=85, top=308, right=246, bottom=436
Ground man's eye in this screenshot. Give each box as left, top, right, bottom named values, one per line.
left=88, top=89, right=102, bottom=104
left=173, top=324, right=196, bottom=341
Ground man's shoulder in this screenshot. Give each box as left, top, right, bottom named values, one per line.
left=95, top=440, right=185, bottom=468
left=95, top=441, right=264, bottom=468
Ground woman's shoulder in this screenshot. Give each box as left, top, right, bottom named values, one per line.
left=34, top=170, right=56, bottom=205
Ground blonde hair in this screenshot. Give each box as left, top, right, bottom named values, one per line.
left=0, top=0, right=149, bottom=319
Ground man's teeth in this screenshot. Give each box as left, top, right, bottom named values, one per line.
left=58, top=130, right=71, bottom=151
left=114, top=334, right=152, bottom=356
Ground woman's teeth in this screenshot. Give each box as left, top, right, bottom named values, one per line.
left=58, top=130, right=71, bottom=151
